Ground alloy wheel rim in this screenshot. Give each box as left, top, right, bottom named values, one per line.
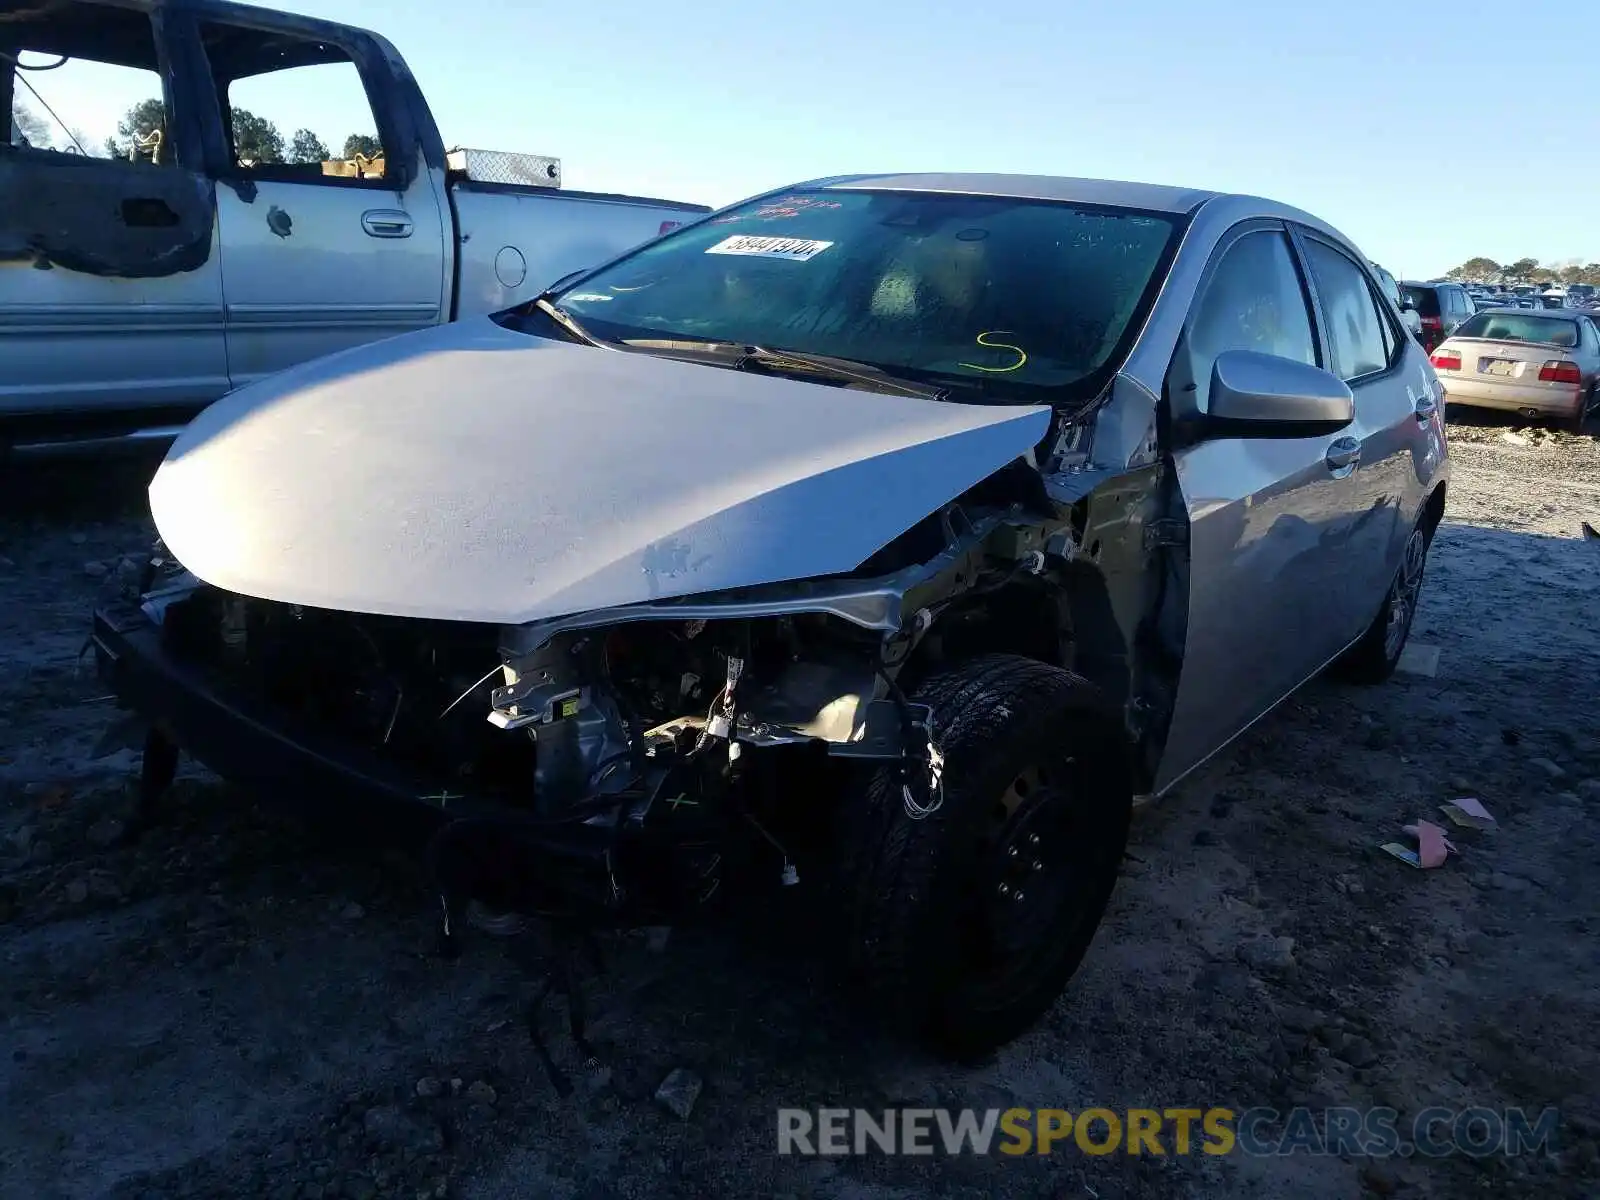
left=1384, top=529, right=1427, bottom=659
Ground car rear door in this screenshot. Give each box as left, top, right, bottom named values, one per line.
left=1154, top=222, right=1368, bottom=792
left=1293, top=230, right=1433, bottom=617
left=180, top=11, right=448, bottom=389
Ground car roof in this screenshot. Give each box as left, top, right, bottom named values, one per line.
left=804, top=173, right=1218, bottom=214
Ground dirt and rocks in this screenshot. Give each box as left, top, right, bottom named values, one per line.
left=2, top=413, right=1598, bottom=1200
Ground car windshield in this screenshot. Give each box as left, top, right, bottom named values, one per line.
left=1456, top=313, right=1579, bottom=347
left=544, top=189, right=1183, bottom=403
left=1400, top=285, right=1441, bottom=316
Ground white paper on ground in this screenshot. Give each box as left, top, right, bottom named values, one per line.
left=1397, top=643, right=1441, bottom=677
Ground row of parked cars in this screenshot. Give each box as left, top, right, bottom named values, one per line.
left=1395, top=283, right=1599, bottom=355
left=1469, top=288, right=1596, bottom=315
left=1427, top=306, right=1600, bottom=431
left=1400, top=280, right=1600, bottom=429
left=1469, top=283, right=1596, bottom=308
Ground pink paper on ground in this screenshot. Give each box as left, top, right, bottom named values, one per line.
left=1401, top=820, right=1456, bottom=869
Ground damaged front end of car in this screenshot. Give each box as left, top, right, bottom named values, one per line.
left=91, top=456, right=1112, bottom=925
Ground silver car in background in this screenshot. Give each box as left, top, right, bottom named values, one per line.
left=94, top=174, right=1449, bottom=1056
left=1430, top=308, right=1600, bottom=430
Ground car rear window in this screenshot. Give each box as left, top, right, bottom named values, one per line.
left=1400, top=285, right=1440, bottom=317
left=1456, top=313, right=1579, bottom=348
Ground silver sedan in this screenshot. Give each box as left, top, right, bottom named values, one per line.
left=1430, top=307, right=1600, bottom=430
left=99, top=174, right=1451, bottom=1055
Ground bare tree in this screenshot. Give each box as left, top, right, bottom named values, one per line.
left=11, top=100, right=52, bottom=148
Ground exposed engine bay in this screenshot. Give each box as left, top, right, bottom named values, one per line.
left=127, top=457, right=1181, bottom=925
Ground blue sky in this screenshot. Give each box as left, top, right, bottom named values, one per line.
left=17, top=0, right=1596, bottom=277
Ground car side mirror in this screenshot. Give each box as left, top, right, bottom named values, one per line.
left=1201, top=349, right=1355, bottom=439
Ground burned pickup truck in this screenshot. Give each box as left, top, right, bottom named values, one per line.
left=93, top=174, right=1449, bottom=1056
left=1, top=0, right=706, bottom=455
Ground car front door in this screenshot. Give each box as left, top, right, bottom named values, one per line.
left=1, top=1, right=228, bottom=421
left=1294, top=230, right=1431, bottom=615
left=185, top=13, right=447, bottom=388
left=1154, top=222, right=1366, bottom=793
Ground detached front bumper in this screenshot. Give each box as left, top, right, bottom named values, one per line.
left=90, top=600, right=620, bottom=907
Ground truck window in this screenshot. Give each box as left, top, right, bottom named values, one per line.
left=3, top=3, right=174, bottom=167
left=196, top=22, right=388, bottom=183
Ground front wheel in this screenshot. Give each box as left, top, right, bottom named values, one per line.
left=1333, top=520, right=1431, bottom=684
left=836, top=655, right=1132, bottom=1059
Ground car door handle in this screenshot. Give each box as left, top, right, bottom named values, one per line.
left=361, top=209, right=414, bottom=238
left=1414, top=393, right=1438, bottom=423
left=1325, top=437, right=1361, bottom=473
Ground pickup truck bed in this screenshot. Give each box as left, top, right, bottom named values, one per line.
left=448, top=178, right=696, bottom=325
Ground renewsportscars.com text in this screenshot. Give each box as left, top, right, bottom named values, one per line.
left=776, top=1106, right=1560, bottom=1158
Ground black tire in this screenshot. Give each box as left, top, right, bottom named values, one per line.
left=1333, top=519, right=1432, bottom=685
left=1572, top=384, right=1597, bottom=435
left=837, top=654, right=1132, bottom=1059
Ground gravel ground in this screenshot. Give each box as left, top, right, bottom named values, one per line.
left=2, top=413, right=1598, bottom=1200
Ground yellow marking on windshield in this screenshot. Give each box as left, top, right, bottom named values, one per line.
left=959, top=330, right=1028, bottom=373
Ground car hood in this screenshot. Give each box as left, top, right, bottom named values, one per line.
left=149, top=318, right=1052, bottom=625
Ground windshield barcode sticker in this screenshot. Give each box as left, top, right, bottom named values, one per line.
left=705, top=235, right=834, bottom=261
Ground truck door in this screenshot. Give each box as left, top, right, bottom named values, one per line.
left=186, top=15, right=447, bottom=389
left=1, top=1, right=227, bottom=425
